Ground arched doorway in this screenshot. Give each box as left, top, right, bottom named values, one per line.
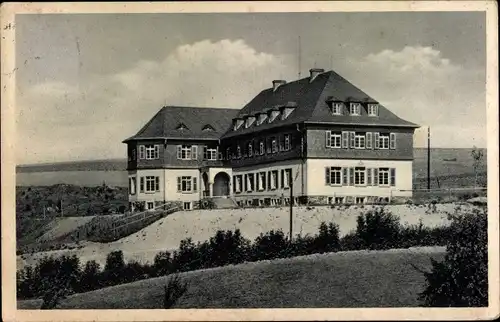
left=213, top=172, right=230, bottom=197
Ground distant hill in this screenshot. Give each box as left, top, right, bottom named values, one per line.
left=16, top=159, right=128, bottom=173
left=16, top=148, right=486, bottom=173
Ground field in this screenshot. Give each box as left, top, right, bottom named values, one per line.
left=17, top=247, right=445, bottom=309
left=16, top=203, right=470, bottom=270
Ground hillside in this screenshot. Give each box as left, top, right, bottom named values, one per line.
left=17, top=203, right=468, bottom=270
left=17, top=247, right=445, bottom=309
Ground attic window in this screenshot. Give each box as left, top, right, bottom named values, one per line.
left=256, top=113, right=267, bottom=126
left=245, top=116, right=256, bottom=128
left=176, top=123, right=188, bottom=130
left=202, top=124, right=215, bottom=131
left=368, top=104, right=379, bottom=116
left=268, top=110, right=280, bottom=123
left=349, top=103, right=361, bottom=116
left=233, top=118, right=244, bottom=131
left=331, top=102, right=343, bottom=115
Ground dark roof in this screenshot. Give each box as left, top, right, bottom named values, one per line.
left=123, top=106, right=239, bottom=142
left=221, top=70, right=418, bottom=139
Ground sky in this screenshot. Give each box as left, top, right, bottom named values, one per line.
left=15, top=11, right=486, bottom=165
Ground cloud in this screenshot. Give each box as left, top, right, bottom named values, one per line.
left=337, top=46, right=486, bottom=148
left=16, top=39, right=296, bottom=164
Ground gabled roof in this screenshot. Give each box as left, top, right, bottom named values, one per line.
left=221, top=70, right=418, bottom=139
left=123, top=106, right=239, bottom=142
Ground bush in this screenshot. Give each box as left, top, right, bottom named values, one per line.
left=163, top=274, right=188, bottom=309
left=313, top=222, right=340, bottom=253
left=103, top=250, right=126, bottom=285
left=153, top=251, right=173, bottom=277
left=356, top=207, right=401, bottom=250
left=79, top=260, right=102, bottom=293
left=419, top=209, right=488, bottom=307
left=251, top=229, right=290, bottom=261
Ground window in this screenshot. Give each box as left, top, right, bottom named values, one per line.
left=379, top=134, right=390, bottom=149
left=176, top=123, right=188, bottom=130
left=268, top=170, right=278, bottom=190
left=271, top=137, right=278, bottom=153
left=203, top=147, right=218, bottom=160
left=139, top=145, right=145, bottom=159
left=236, top=146, right=242, bottom=159
left=128, top=177, right=136, bottom=195
left=147, top=202, right=155, bottom=210
left=379, top=168, right=390, bottom=186
left=183, top=202, right=192, bottom=211
left=247, top=173, right=255, bottom=192
left=326, top=131, right=342, bottom=148
left=258, top=172, right=266, bottom=191
left=177, top=145, right=195, bottom=160
left=368, top=104, right=379, bottom=116
left=325, top=167, right=342, bottom=185
left=281, top=168, right=292, bottom=188
left=202, top=124, right=215, bottom=132
left=350, top=103, right=361, bottom=115
left=245, top=117, right=256, bottom=128
left=257, top=114, right=267, bottom=125
left=332, top=103, right=343, bottom=115
left=248, top=142, right=253, bottom=157
left=335, top=197, right=345, bottom=204
left=354, top=167, right=366, bottom=185
left=355, top=197, right=366, bottom=204
left=259, top=141, right=265, bottom=155
left=226, top=148, right=231, bottom=160
left=366, top=132, right=373, bottom=149
left=177, top=176, right=197, bottom=193
left=145, top=176, right=160, bottom=193
left=233, top=175, right=243, bottom=193
left=145, top=145, right=160, bottom=160
left=284, top=134, right=291, bottom=151
left=282, top=107, right=294, bottom=120
left=269, top=111, right=280, bottom=123
left=354, top=133, right=366, bottom=149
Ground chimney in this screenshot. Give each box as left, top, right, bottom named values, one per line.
left=309, top=68, right=325, bottom=82
left=272, top=80, right=286, bottom=92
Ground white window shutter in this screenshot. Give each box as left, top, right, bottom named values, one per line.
left=191, top=145, right=198, bottom=159
left=325, top=131, right=332, bottom=148
left=374, top=132, right=380, bottom=149
left=139, top=145, right=145, bottom=159
left=366, top=132, right=373, bottom=149
left=155, top=177, right=160, bottom=191
left=374, top=168, right=379, bottom=185
left=154, top=145, right=160, bottom=159
left=390, top=168, right=396, bottom=186
left=193, top=177, right=198, bottom=192
left=177, top=177, right=181, bottom=192
left=176, top=145, right=182, bottom=159
left=325, top=167, right=331, bottom=185
left=390, top=133, right=396, bottom=149
left=342, top=131, right=349, bottom=148
left=350, top=132, right=355, bottom=148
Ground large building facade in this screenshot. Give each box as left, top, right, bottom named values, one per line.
left=124, top=68, right=419, bottom=211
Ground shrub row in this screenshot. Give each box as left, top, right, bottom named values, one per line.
left=16, top=207, right=458, bottom=301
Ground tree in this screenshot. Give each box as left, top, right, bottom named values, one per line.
left=471, top=146, right=484, bottom=187
left=419, top=209, right=488, bottom=307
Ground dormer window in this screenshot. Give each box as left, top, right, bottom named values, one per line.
left=176, top=123, right=188, bottom=130
left=256, top=113, right=267, bottom=126
left=202, top=124, right=215, bottom=131
left=349, top=103, right=361, bottom=116
left=331, top=102, right=343, bottom=115
left=281, top=102, right=297, bottom=120
left=245, top=116, right=256, bottom=128
left=368, top=104, right=379, bottom=116
left=233, top=118, right=244, bottom=131
left=268, top=109, right=280, bottom=123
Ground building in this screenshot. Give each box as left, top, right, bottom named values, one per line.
left=123, top=68, right=419, bottom=211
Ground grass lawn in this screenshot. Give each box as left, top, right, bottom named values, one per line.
left=18, top=247, right=445, bottom=309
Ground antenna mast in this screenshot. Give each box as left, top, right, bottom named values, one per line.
left=298, top=36, right=301, bottom=79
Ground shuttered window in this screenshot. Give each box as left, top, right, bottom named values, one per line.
left=140, top=177, right=144, bottom=193
left=367, top=168, right=372, bottom=185
left=343, top=168, right=348, bottom=186
left=325, top=167, right=330, bottom=185
left=366, top=132, right=373, bottom=149
left=349, top=167, right=354, bottom=186
left=350, top=132, right=355, bottom=148
left=177, top=177, right=181, bottom=192
left=326, top=131, right=332, bottom=147
left=390, top=168, right=396, bottom=186
left=373, top=168, right=379, bottom=185
left=193, top=177, right=198, bottom=192
left=155, top=177, right=160, bottom=191
left=342, top=131, right=349, bottom=148
left=390, top=133, right=397, bottom=149
left=139, top=145, right=145, bottom=159
left=374, top=132, right=380, bottom=149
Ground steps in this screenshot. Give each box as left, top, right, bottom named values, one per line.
left=210, top=196, right=238, bottom=209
